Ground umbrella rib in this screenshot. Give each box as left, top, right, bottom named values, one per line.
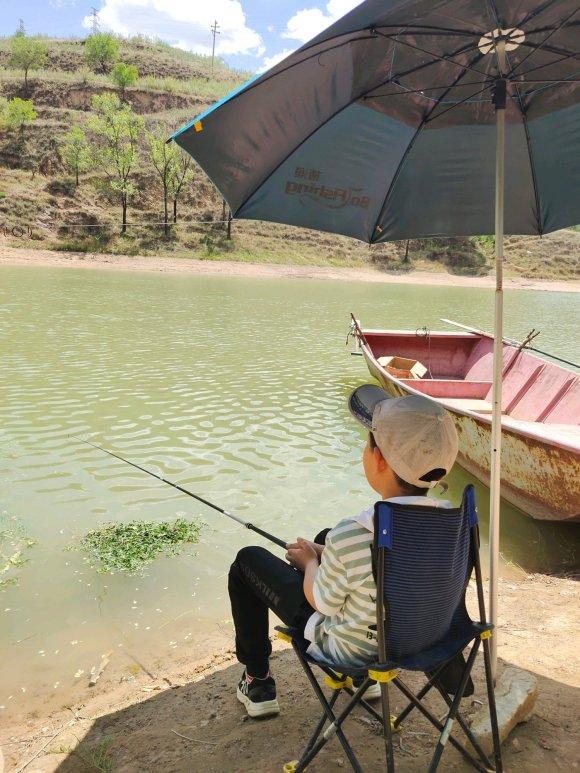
left=522, top=77, right=580, bottom=82
left=372, top=28, right=489, bottom=76
left=508, top=6, right=580, bottom=76
left=369, top=122, right=426, bottom=244
left=294, top=24, right=486, bottom=58
left=232, top=40, right=486, bottom=221
left=516, top=0, right=571, bottom=29
left=516, top=39, right=579, bottom=60
left=424, top=82, right=493, bottom=123
left=505, top=74, right=544, bottom=235
left=514, top=50, right=580, bottom=79
left=365, top=80, right=492, bottom=100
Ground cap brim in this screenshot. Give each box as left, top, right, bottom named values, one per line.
left=348, top=384, right=392, bottom=430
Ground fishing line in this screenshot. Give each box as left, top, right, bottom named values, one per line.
left=71, top=436, right=288, bottom=549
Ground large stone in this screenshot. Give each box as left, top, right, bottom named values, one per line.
left=470, top=666, right=538, bottom=756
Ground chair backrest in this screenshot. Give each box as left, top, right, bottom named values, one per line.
left=374, top=486, right=477, bottom=660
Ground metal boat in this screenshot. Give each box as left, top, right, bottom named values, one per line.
left=352, top=322, right=580, bottom=522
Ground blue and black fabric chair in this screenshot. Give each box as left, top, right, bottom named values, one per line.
left=276, top=485, right=502, bottom=772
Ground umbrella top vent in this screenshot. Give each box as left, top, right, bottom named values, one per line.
left=478, top=28, right=525, bottom=55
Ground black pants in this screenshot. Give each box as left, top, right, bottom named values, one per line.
left=228, top=529, right=330, bottom=678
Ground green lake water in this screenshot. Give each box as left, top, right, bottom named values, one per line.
left=1, top=265, right=578, bottom=715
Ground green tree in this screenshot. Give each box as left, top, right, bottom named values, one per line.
left=111, top=62, right=138, bottom=101
left=62, top=126, right=92, bottom=186
left=1, top=97, right=37, bottom=138
left=148, top=130, right=176, bottom=236
left=88, top=93, right=143, bottom=233
left=9, top=35, right=48, bottom=91
left=84, top=33, right=120, bottom=74
left=167, top=148, right=193, bottom=224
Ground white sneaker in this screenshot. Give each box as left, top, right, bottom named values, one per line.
left=355, top=678, right=382, bottom=701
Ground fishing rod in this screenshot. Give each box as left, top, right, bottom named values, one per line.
left=441, top=318, right=579, bottom=369
left=72, top=436, right=288, bottom=550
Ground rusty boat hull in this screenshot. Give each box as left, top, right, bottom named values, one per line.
left=359, top=329, right=580, bottom=522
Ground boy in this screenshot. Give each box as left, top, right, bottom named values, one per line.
left=228, top=385, right=459, bottom=717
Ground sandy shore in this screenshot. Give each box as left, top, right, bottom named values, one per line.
left=2, top=573, right=578, bottom=772
left=1, top=246, right=579, bottom=292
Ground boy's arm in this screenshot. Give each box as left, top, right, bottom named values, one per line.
left=287, top=534, right=350, bottom=616
left=302, top=557, right=319, bottom=610
left=286, top=539, right=322, bottom=611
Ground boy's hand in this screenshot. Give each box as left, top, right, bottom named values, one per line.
left=286, top=538, right=324, bottom=559
left=286, top=538, right=319, bottom=571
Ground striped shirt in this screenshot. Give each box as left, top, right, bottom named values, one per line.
left=304, top=498, right=452, bottom=667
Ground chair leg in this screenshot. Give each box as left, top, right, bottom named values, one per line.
left=291, top=644, right=362, bottom=772
left=427, top=640, right=480, bottom=773
left=482, top=637, right=504, bottom=773
left=296, top=681, right=373, bottom=773
left=344, top=687, right=384, bottom=723
left=303, top=690, right=340, bottom=753
left=393, top=665, right=445, bottom=728
left=393, top=677, right=489, bottom=773
left=434, top=685, right=494, bottom=769
left=379, top=681, right=395, bottom=773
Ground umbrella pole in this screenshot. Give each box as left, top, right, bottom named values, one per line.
left=489, top=53, right=507, bottom=682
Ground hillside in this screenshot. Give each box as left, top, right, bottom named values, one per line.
left=0, top=34, right=578, bottom=280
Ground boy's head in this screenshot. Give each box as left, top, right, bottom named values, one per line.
left=349, top=385, right=458, bottom=497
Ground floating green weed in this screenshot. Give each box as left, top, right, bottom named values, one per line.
left=0, top=514, right=36, bottom=591
left=71, top=518, right=204, bottom=574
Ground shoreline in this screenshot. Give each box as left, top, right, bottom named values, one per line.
left=1, top=573, right=578, bottom=772
left=1, top=245, right=579, bottom=292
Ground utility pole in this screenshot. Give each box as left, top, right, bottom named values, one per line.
left=17, top=18, right=25, bottom=36
left=90, top=7, right=100, bottom=34
left=210, top=20, right=220, bottom=76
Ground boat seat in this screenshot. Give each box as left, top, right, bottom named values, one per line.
left=502, top=418, right=580, bottom=447
left=401, top=379, right=492, bottom=399
left=438, top=398, right=495, bottom=413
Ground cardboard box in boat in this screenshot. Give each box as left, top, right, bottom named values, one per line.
left=377, top=356, right=428, bottom=380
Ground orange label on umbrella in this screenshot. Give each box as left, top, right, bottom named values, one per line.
left=194, top=121, right=203, bottom=133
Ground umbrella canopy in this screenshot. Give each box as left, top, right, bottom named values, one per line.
left=173, top=0, right=579, bottom=243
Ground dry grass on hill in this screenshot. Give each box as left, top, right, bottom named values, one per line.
left=0, top=34, right=578, bottom=280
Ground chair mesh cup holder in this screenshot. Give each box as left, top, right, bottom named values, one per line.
left=277, top=485, right=503, bottom=773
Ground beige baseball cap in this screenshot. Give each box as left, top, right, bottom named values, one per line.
left=348, top=384, right=458, bottom=488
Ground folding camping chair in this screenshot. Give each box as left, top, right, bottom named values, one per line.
left=276, top=485, right=503, bottom=773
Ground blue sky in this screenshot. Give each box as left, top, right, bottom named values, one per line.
left=1, top=1, right=362, bottom=72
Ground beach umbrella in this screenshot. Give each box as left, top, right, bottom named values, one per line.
left=172, top=0, right=580, bottom=676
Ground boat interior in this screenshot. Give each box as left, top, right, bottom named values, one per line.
left=364, top=331, right=580, bottom=438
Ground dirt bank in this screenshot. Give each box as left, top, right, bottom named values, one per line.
left=1, top=573, right=578, bottom=772
left=1, top=246, right=579, bottom=292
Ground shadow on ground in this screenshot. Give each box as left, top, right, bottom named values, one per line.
left=53, top=649, right=579, bottom=773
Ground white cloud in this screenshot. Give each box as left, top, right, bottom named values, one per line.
left=82, top=0, right=264, bottom=58
left=283, top=0, right=362, bottom=44
left=258, top=48, right=295, bottom=72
